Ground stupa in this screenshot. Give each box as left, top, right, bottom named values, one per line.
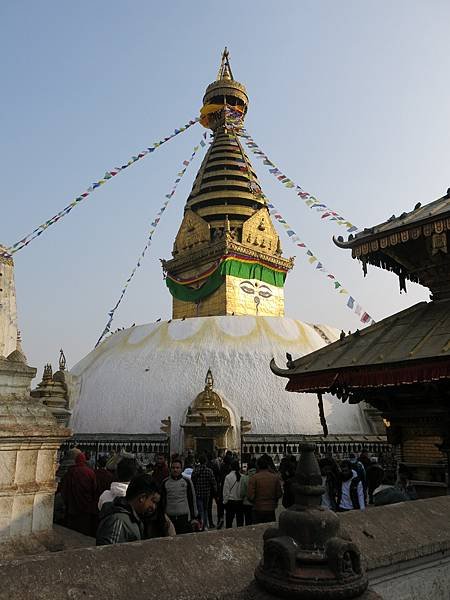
left=68, top=50, right=374, bottom=455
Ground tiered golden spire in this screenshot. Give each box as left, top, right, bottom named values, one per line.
left=185, top=48, right=266, bottom=240
left=163, top=50, right=293, bottom=319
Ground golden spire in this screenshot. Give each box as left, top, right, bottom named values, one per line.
left=162, top=51, right=293, bottom=320
left=205, top=368, right=214, bottom=390
left=217, top=47, right=233, bottom=81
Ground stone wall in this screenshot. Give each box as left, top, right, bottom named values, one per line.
left=0, top=497, right=449, bottom=600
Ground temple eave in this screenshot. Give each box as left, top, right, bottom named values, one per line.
left=282, top=357, right=450, bottom=394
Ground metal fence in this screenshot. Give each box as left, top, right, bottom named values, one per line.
left=241, top=434, right=391, bottom=465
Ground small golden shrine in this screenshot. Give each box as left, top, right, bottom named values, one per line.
left=182, top=369, right=233, bottom=455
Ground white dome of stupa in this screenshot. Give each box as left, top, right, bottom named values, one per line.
left=69, top=316, right=371, bottom=452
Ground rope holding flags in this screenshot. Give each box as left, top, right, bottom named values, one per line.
left=95, top=132, right=208, bottom=348
left=239, top=129, right=359, bottom=234
left=2, top=117, right=200, bottom=259
left=267, top=201, right=374, bottom=325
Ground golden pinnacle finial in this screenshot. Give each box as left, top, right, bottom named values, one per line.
left=217, top=47, right=233, bottom=81
left=59, top=348, right=67, bottom=371
left=205, top=368, right=214, bottom=390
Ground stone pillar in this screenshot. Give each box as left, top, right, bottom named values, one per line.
left=0, top=348, right=70, bottom=541
left=0, top=247, right=17, bottom=358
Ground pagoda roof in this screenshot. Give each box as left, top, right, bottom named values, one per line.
left=271, top=299, right=450, bottom=393
left=334, top=190, right=450, bottom=251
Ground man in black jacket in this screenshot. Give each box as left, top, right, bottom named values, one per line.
left=96, top=474, right=159, bottom=545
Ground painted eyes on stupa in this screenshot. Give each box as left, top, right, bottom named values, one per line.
left=239, top=280, right=273, bottom=299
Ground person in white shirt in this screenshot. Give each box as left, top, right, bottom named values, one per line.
left=223, top=460, right=244, bottom=528
left=98, top=457, right=138, bottom=510
left=182, top=456, right=194, bottom=479
left=337, top=460, right=365, bottom=512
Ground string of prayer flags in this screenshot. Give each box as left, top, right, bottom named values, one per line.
left=266, top=201, right=375, bottom=326
left=238, top=130, right=359, bottom=234
left=95, top=132, right=208, bottom=348
left=2, top=117, right=200, bottom=259
left=227, top=129, right=373, bottom=324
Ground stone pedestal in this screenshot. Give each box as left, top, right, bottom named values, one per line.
left=0, top=352, right=70, bottom=541
left=252, top=443, right=380, bottom=599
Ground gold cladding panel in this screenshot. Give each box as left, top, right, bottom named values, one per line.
left=173, top=210, right=210, bottom=255
left=172, top=275, right=284, bottom=319
left=241, top=208, right=281, bottom=257
left=172, top=284, right=227, bottom=319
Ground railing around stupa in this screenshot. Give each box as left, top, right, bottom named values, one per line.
left=61, top=432, right=391, bottom=470
left=60, top=433, right=169, bottom=468
left=241, top=434, right=392, bottom=466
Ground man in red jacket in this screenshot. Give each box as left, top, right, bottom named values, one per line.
left=61, top=451, right=97, bottom=536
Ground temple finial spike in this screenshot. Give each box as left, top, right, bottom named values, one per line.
left=205, top=368, right=214, bottom=390
left=217, top=47, right=233, bottom=81
left=59, top=348, right=67, bottom=371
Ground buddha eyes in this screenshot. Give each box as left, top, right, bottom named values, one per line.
left=258, top=285, right=273, bottom=298
left=240, top=281, right=255, bottom=294
left=239, top=281, right=273, bottom=299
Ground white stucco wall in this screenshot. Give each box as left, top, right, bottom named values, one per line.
left=69, top=316, right=371, bottom=452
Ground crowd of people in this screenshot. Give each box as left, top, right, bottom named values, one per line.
left=56, top=446, right=416, bottom=546
left=312, top=451, right=417, bottom=512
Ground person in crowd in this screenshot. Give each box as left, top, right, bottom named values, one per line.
left=349, top=452, right=367, bottom=501
left=94, top=455, right=114, bottom=499
left=96, top=474, right=160, bottom=545
left=247, top=454, right=282, bottom=523
left=337, top=460, right=365, bottom=512
left=372, top=470, right=408, bottom=506
left=142, top=485, right=176, bottom=539
left=214, top=449, right=224, bottom=471
left=182, top=455, right=194, bottom=479
left=98, top=457, right=139, bottom=510
left=266, top=454, right=277, bottom=473
left=397, top=464, right=418, bottom=500
left=191, top=454, right=217, bottom=531
left=61, top=451, right=97, bottom=536
left=319, top=457, right=339, bottom=510
left=217, top=450, right=233, bottom=529
left=223, top=459, right=244, bottom=528
left=206, top=451, right=220, bottom=528
left=161, top=458, right=199, bottom=534
left=366, top=457, right=384, bottom=504
left=279, top=454, right=297, bottom=483
left=281, top=455, right=298, bottom=509
left=358, top=448, right=372, bottom=471
left=240, top=457, right=257, bottom=525
left=84, top=451, right=96, bottom=470
left=151, top=453, right=169, bottom=487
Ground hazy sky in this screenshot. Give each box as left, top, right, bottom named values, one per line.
left=2, top=1, right=449, bottom=378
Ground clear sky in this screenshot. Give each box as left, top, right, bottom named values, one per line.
left=2, top=1, right=449, bottom=378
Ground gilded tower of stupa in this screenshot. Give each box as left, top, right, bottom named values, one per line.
left=163, top=49, right=293, bottom=319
